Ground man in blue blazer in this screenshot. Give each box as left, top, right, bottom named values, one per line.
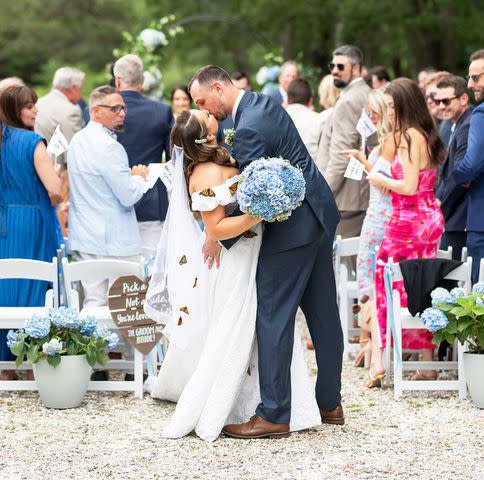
left=435, top=75, right=473, bottom=261
left=113, top=54, right=173, bottom=250
left=453, top=49, right=484, bottom=282
left=190, top=66, right=343, bottom=438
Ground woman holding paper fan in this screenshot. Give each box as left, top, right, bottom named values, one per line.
left=367, top=78, right=445, bottom=386
left=0, top=86, right=62, bottom=379
left=343, top=88, right=394, bottom=368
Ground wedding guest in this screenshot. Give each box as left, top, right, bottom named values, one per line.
left=0, top=77, right=25, bottom=94
left=369, top=66, right=391, bottom=90
left=342, top=89, right=394, bottom=366
left=368, top=78, right=445, bottom=386
left=424, top=71, right=452, bottom=145
left=113, top=54, right=173, bottom=250
left=434, top=75, right=473, bottom=261
left=317, top=74, right=339, bottom=126
left=35, top=67, right=85, bottom=169
left=454, top=49, right=484, bottom=283
left=417, top=66, right=436, bottom=92
left=231, top=71, right=252, bottom=90
left=266, top=60, right=299, bottom=106
left=317, top=44, right=377, bottom=241
left=67, top=85, right=148, bottom=306
left=286, top=78, right=325, bottom=162
left=0, top=86, right=62, bottom=380
left=170, top=85, right=191, bottom=119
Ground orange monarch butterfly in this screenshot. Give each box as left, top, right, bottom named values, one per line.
left=177, top=317, right=183, bottom=326
left=179, top=255, right=187, bottom=265
left=199, top=188, right=215, bottom=197
left=180, top=306, right=189, bottom=314
left=229, top=182, right=238, bottom=195
left=243, top=230, right=258, bottom=238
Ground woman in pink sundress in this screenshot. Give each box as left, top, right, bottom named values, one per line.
left=366, top=78, right=446, bottom=387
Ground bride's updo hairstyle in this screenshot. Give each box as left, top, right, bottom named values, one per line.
left=170, top=109, right=233, bottom=187
left=386, top=78, right=445, bottom=169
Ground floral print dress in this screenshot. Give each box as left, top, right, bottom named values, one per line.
left=356, top=148, right=393, bottom=299
left=375, top=156, right=444, bottom=350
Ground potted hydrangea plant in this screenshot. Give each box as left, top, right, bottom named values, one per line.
left=421, top=283, right=484, bottom=408
left=7, top=307, right=118, bottom=409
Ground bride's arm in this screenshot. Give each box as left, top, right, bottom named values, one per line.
left=201, top=207, right=261, bottom=242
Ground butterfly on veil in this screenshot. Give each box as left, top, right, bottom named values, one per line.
left=242, top=230, right=258, bottom=239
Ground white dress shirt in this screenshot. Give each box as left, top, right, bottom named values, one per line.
left=67, top=121, right=145, bottom=256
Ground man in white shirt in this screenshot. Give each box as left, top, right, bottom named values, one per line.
left=68, top=85, right=148, bottom=306
left=267, top=61, right=299, bottom=106
left=286, top=78, right=324, bottom=162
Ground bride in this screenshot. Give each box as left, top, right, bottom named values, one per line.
left=144, top=109, right=320, bottom=441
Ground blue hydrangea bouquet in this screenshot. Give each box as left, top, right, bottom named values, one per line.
left=7, top=307, right=119, bottom=368
left=420, top=283, right=484, bottom=354
left=237, top=157, right=306, bottom=222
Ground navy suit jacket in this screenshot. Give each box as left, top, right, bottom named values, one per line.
left=453, top=103, right=484, bottom=232
left=266, top=88, right=283, bottom=105
left=116, top=91, right=173, bottom=222
left=436, top=107, right=473, bottom=231
left=229, top=91, right=340, bottom=254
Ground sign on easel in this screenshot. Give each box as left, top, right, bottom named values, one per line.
left=108, top=275, right=163, bottom=355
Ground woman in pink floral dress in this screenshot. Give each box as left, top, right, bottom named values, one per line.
left=367, top=78, right=446, bottom=386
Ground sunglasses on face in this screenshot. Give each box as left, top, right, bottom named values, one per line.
left=98, top=104, right=127, bottom=114
left=466, top=73, right=484, bottom=83
left=328, top=63, right=347, bottom=72
left=435, top=94, right=462, bottom=107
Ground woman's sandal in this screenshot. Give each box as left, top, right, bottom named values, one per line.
left=408, top=370, right=438, bottom=381
left=367, top=370, right=386, bottom=388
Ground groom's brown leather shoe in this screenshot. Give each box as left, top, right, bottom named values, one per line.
left=222, top=415, right=290, bottom=439
left=320, top=404, right=345, bottom=425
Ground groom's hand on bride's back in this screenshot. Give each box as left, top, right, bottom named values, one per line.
left=202, top=238, right=222, bottom=270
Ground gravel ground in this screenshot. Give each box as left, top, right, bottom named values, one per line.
left=0, top=323, right=483, bottom=480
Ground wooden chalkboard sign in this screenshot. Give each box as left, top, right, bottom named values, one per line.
left=108, top=275, right=163, bottom=355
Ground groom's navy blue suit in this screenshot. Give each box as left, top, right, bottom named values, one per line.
left=225, top=91, right=343, bottom=423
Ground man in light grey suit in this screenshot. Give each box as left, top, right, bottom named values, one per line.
left=35, top=67, right=84, bottom=169
left=286, top=78, right=325, bottom=162
left=317, top=45, right=377, bottom=239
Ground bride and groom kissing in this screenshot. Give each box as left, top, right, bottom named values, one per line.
left=144, top=65, right=344, bottom=441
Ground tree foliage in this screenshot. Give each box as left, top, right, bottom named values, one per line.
left=0, top=0, right=482, bottom=93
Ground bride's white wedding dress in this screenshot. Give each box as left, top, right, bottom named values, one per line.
left=144, top=147, right=320, bottom=442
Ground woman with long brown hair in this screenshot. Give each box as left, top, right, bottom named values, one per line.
left=0, top=86, right=62, bottom=379
left=366, top=78, right=445, bottom=386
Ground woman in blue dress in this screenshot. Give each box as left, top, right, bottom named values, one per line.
left=0, top=86, right=62, bottom=379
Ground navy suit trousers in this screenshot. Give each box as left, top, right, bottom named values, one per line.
left=255, top=227, right=343, bottom=423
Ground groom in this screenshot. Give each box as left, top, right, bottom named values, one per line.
left=189, top=66, right=343, bottom=438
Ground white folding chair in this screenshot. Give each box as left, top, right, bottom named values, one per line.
left=334, top=235, right=360, bottom=359
left=479, top=258, right=484, bottom=283
left=62, top=257, right=147, bottom=397
left=0, top=257, right=58, bottom=391
left=383, top=256, right=472, bottom=399
left=437, top=246, right=453, bottom=260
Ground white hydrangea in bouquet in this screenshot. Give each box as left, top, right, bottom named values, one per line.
left=237, top=157, right=306, bottom=222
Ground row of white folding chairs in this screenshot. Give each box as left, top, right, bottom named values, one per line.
left=383, top=256, right=473, bottom=399
left=333, top=235, right=454, bottom=360
left=0, top=254, right=155, bottom=397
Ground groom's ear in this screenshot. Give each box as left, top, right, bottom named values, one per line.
left=212, top=81, right=224, bottom=94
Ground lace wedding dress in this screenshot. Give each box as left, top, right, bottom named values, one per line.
left=145, top=147, right=320, bottom=442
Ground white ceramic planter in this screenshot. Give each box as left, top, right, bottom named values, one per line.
left=33, top=354, right=92, bottom=409
left=463, top=352, right=484, bottom=408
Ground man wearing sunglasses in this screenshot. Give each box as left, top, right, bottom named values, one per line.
left=434, top=75, right=473, bottom=261
left=317, top=44, right=377, bottom=245
left=67, top=85, right=148, bottom=305
left=454, top=49, right=484, bottom=282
